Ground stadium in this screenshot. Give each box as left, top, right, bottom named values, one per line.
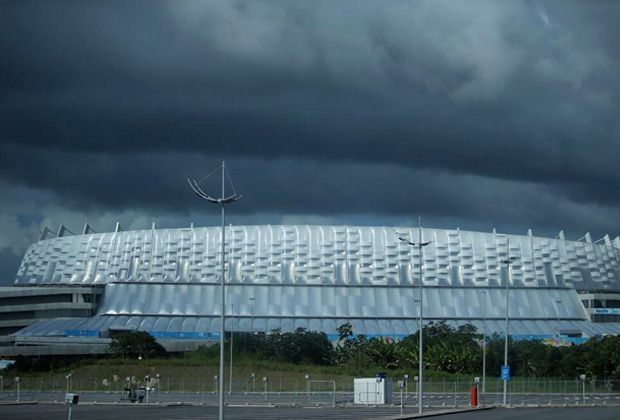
left=1, top=224, right=620, bottom=355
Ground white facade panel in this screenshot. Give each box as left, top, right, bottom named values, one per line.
left=10, top=225, right=620, bottom=339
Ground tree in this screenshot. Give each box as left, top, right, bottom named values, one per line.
left=396, top=321, right=482, bottom=373
left=258, top=328, right=334, bottom=365
left=364, top=337, right=399, bottom=368
left=511, top=340, right=549, bottom=377
left=582, top=335, right=620, bottom=380
left=108, top=331, right=167, bottom=359
left=545, top=346, right=564, bottom=377
left=334, top=323, right=369, bottom=366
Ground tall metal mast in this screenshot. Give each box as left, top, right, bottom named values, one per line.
left=501, top=237, right=518, bottom=406
left=396, top=216, right=431, bottom=415
left=188, top=161, right=241, bottom=420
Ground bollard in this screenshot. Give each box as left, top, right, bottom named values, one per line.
left=470, top=386, right=478, bottom=407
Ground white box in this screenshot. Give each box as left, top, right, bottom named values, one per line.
left=353, top=377, right=392, bottom=404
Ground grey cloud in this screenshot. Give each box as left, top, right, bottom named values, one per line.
left=1, top=1, right=619, bottom=281
left=2, top=1, right=618, bottom=189
left=0, top=148, right=618, bottom=236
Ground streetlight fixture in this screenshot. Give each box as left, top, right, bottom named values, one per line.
left=396, top=216, right=431, bottom=415
left=188, top=161, right=241, bottom=420
left=500, top=237, right=518, bottom=406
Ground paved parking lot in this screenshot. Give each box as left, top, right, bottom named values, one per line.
left=0, top=404, right=446, bottom=420
left=2, top=390, right=620, bottom=407
left=0, top=405, right=619, bottom=420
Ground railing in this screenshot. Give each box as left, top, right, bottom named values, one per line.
left=1, top=376, right=619, bottom=407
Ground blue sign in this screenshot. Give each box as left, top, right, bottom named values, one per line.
left=591, top=308, right=620, bottom=315
left=501, top=365, right=510, bottom=381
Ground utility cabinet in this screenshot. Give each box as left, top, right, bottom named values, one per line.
left=353, top=377, right=392, bottom=404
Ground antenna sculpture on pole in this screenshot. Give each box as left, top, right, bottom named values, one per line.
left=187, top=161, right=241, bottom=420
left=396, top=216, right=431, bottom=415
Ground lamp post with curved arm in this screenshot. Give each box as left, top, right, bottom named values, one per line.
left=396, top=217, right=431, bottom=415
left=188, top=162, right=241, bottom=420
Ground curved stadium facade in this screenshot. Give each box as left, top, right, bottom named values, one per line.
left=3, top=225, right=620, bottom=355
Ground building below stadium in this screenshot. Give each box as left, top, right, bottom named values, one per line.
left=1, top=224, right=620, bottom=356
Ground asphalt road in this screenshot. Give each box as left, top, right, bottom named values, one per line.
left=0, top=405, right=619, bottom=420
left=433, top=407, right=620, bottom=420
left=0, top=404, right=441, bottom=420
left=2, top=390, right=620, bottom=407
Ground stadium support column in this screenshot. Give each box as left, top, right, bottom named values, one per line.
left=188, top=162, right=241, bottom=420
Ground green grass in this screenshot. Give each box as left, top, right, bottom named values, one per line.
left=4, top=355, right=610, bottom=394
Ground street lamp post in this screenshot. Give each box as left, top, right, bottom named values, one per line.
left=188, top=162, right=241, bottom=420
left=230, top=303, right=234, bottom=395
left=480, top=290, right=487, bottom=395
left=398, top=380, right=404, bottom=415
left=397, top=217, right=431, bottom=415
left=501, top=237, right=518, bottom=406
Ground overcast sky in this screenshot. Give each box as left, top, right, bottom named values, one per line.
left=1, top=0, right=619, bottom=285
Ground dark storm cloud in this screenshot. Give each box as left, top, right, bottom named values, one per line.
left=1, top=1, right=619, bottom=194
left=1, top=1, right=619, bottom=284
left=1, top=143, right=617, bottom=239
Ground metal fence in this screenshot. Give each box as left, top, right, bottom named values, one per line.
left=1, top=375, right=619, bottom=407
